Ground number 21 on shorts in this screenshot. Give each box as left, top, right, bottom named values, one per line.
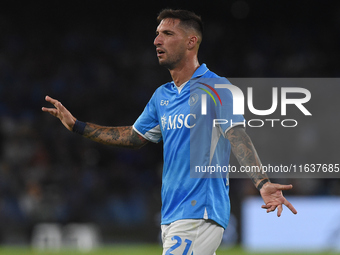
left=165, top=235, right=193, bottom=255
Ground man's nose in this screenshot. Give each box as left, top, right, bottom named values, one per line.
left=154, top=34, right=162, bottom=46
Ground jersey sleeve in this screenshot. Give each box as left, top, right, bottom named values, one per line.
left=133, top=92, right=162, bottom=143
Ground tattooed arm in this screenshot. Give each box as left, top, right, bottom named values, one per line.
left=226, top=126, right=268, bottom=188
left=83, top=124, right=148, bottom=149
left=226, top=126, right=297, bottom=216
left=42, top=95, right=148, bottom=149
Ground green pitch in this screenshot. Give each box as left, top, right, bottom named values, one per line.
left=0, top=245, right=339, bottom=255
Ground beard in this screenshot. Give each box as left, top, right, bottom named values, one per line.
left=158, top=50, right=185, bottom=70
left=159, top=59, right=176, bottom=70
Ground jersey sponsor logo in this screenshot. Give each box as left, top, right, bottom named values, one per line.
left=161, top=114, right=196, bottom=131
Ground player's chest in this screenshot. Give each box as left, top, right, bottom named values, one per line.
left=156, top=92, right=194, bottom=132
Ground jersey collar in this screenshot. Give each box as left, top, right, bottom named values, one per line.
left=170, top=63, right=209, bottom=91
left=191, top=63, right=209, bottom=79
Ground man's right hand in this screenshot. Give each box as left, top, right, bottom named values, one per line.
left=42, top=96, right=77, bottom=131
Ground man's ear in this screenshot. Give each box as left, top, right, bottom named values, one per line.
left=187, top=35, right=198, bottom=50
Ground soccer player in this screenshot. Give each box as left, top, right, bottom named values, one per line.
left=42, top=9, right=297, bottom=255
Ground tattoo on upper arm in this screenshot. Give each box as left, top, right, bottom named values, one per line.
left=226, top=127, right=268, bottom=186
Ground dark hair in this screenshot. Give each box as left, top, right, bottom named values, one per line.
left=157, top=9, right=203, bottom=41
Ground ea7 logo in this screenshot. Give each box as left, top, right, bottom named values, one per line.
left=160, top=100, right=169, bottom=106
left=201, top=84, right=312, bottom=116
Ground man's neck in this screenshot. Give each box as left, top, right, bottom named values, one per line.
left=169, top=58, right=200, bottom=87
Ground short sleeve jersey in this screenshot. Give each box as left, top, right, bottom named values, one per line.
left=133, top=64, right=244, bottom=228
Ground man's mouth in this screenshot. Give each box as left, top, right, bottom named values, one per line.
left=156, top=48, right=165, bottom=57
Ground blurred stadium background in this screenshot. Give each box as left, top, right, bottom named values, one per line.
left=0, top=0, right=340, bottom=254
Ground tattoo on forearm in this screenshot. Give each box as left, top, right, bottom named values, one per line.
left=83, top=124, right=147, bottom=149
left=226, top=127, right=269, bottom=186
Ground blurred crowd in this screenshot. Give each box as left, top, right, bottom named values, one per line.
left=0, top=0, right=339, bottom=244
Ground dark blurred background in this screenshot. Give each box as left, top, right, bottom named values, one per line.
left=0, top=0, right=339, bottom=246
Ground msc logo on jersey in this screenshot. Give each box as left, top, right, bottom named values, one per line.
left=161, top=114, right=196, bottom=131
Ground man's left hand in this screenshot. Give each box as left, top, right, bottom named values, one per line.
left=260, top=182, right=297, bottom=217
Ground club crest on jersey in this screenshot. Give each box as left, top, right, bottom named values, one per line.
left=188, top=93, right=199, bottom=106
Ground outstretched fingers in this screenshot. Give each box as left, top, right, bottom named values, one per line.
left=284, top=199, right=297, bottom=214
left=276, top=184, right=297, bottom=215
left=261, top=204, right=276, bottom=213
left=45, top=95, right=56, bottom=104
left=42, top=95, right=64, bottom=116
left=261, top=199, right=297, bottom=216
left=277, top=184, right=293, bottom=191
left=42, top=106, right=58, bottom=116
left=42, top=95, right=76, bottom=131
left=277, top=204, right=283, bottom=217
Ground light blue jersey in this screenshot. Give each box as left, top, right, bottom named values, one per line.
left=133, top=64, right=244, bottom=228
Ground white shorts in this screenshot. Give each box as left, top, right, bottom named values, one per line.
left=161, top=219, right=224, bottom=255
